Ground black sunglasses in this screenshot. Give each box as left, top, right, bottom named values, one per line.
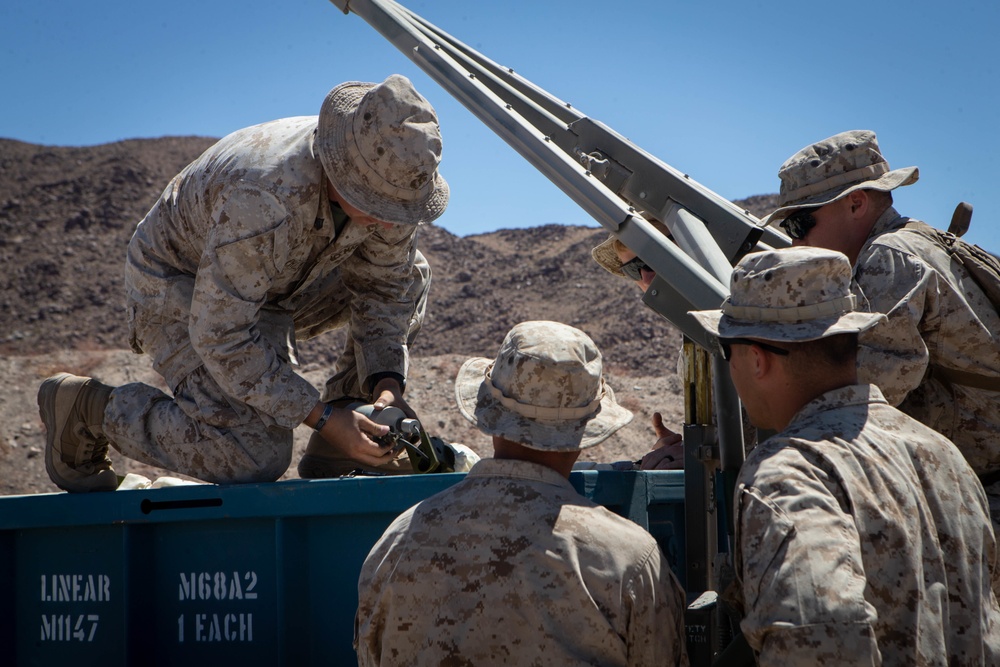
left=719, top=337, right=791, bottom=361
left=620, top=256, right=653, bottom=281
left=779, top=207, right=819, bottom=240
left=330, top=199, right=352, bottom=234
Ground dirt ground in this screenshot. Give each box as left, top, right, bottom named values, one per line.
left=0, top=348, right=683, bottom=495
left=0, top=136, right=777, bottom=496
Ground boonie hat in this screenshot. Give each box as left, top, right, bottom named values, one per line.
left=454, top=321, right=633, bottom=451
left=591, top=219, right=672, bottom=278
left=763, top=130, right=918, bottom=226
left=689, top=247, right=886, bottom=343
left=317, top=74, right=449, bottom=226
left=591, top=235, right=630, bottom=277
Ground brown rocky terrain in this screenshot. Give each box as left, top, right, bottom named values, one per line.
left=0, top=136, right=778, bottom=495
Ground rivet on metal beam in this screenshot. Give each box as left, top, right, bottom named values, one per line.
left=639, top=192, right=647, bottom=199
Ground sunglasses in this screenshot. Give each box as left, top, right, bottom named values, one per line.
left=330, top=200, right=352, bottom=234
left=779, top=207, right=819, bottom=240
left=719, top=337, right=791, bottom=361
left=620, top=256, right=653, bottom=281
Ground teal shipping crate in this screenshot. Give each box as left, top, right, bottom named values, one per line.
left=0, top=470, right=684, bottom=666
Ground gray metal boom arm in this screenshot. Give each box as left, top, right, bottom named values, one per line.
left=327, top=0, right=794, bottom=348
left=327, top=8, right=787, bottom=658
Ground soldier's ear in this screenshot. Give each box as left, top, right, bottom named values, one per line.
left=749, top=344, right=769, bottom=379
left=848, top=190, right=869, bottom=216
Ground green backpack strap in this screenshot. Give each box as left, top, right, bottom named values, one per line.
left=927, top=366, right=1000, bottom=392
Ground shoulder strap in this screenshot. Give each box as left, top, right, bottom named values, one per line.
left=927, top=366, right=1000, bottom=392
left=901, top=220, right=1000, bottom=392
left=902, top=219, right=1000, bottom=313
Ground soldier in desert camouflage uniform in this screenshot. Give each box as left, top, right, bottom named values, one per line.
left=355, top=320, right=689, bottom=667
left=763, top=130, right=1000, bottom=534
left=38, top=74, right=449, bottom=490
left=590, top=226, right=686, bottom=471
left=690, top=246, right=1000, bottom=665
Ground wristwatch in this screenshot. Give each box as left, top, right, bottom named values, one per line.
left=312, top=403, right=335, bottom=432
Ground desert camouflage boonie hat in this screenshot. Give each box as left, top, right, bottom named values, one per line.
left=591, top=235, right=629, bottom=277
left=317, top=74, right=449, bottom=226
left=591, top=219, right=673, bottom=278
left=454, top=321, right=633, bottom=451
left=689, top=247, right=886, bottom=343
left=763, top=130, right=918, bottom=226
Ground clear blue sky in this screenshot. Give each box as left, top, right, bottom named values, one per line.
left=3, top=0, right=998, bottom=252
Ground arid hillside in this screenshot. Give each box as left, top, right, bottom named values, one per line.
left=0, top=136, right=778, bottom=494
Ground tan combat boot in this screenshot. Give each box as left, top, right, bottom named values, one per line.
left=38, top=373, right=119, bottom=492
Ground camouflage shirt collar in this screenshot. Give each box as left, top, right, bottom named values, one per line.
left=788, top=383, right=889, bottom=427
left=467, top=458, right=575, bottom=490
left=868, top=206, right=907, bottom=241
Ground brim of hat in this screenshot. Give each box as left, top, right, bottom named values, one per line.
left=591, top=235, right=627, bottom=278
left=317, top=81, right=450, bottom=226
left=453, top=358, right=634, bottom=451
left=689, top=308, right=887, bottom=343
left=762, top=166, right=918, bottom=227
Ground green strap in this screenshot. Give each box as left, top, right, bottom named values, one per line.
left=928, top=365, right=1000, bottom=392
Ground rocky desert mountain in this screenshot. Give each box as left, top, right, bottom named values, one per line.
left=0, top=136, right=778, bottom=495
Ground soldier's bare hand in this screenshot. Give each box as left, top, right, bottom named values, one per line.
left=314, top=404, right=395, bottom=467
left=640, top=412, right=684, bottom=470
left=372, top=377, right=418, bottom=420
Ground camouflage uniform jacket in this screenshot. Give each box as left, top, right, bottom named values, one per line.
left=854, top=207, right=1000, bottom=474
left=736, top=384, right=1000, bottom=666
left=355, top=458, right=689, bottom=667
left=125, top=117, right=419, bottom=429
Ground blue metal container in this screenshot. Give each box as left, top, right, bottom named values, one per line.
left=0, top=470, right=684, bottom=666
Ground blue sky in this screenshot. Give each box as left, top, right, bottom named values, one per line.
left=3, top=0, right=998, bottom=252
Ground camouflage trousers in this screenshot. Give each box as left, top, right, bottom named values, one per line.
left=103, top=253, right=430, bottom=484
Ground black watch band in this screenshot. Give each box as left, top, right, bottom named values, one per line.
left=312, top=402, right=335, bottom=432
